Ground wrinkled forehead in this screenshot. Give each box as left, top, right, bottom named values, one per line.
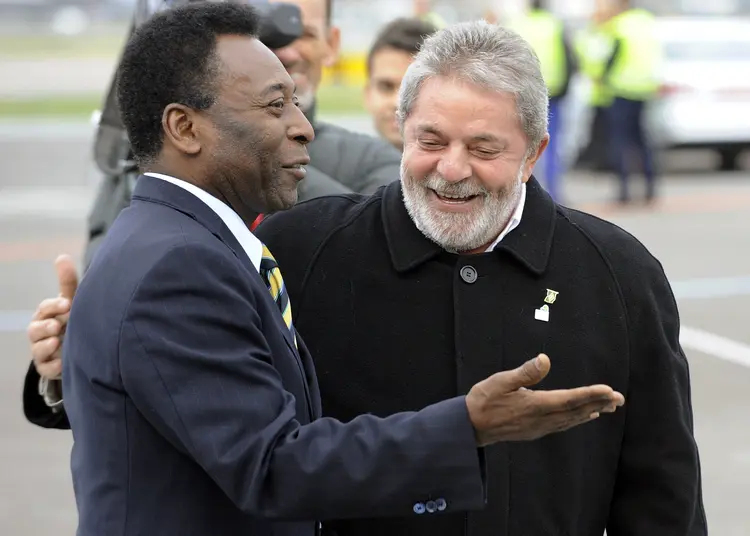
left=406, top=77, right=524, bottom=142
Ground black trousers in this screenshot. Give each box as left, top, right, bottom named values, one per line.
left=607, top=97, right=658, bottom=201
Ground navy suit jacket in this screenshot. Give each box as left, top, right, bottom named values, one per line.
left=61, top=175, right=486, bottom=536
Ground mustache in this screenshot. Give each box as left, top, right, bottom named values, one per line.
left=422, top=173, right=490, bottom=198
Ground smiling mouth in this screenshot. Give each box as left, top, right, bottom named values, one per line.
left=282, top=164, right=307, bottom=180
left=431, top=189, right=480, bottom=203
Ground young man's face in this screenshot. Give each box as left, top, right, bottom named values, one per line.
left=364, top=46, right=415, bottom=151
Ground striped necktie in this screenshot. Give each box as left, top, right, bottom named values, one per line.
left=259, top=244, right=297, bottom=347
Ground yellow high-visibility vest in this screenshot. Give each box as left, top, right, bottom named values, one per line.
left=574, top=26, right=615, bottom=107
left=605, top=8, right=662, bottom=100
left=509, top=10, right=567, bottom=98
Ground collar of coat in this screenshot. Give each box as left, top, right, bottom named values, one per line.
left=382, top=176, right=557, bottom=276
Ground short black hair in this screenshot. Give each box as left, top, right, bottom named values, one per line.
left=116, top=2, right=260, bottom=166
left=366, top=17, right=438, bottom=74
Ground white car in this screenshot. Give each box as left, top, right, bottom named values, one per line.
left=647, top=16, right=750, bottom=170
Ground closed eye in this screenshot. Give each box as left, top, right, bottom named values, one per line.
left=418, top=139, right=443, bottom=149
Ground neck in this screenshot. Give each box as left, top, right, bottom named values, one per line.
left=146, top=161, right=197, bottom=185
left=145, top=163, right=259, bottom=227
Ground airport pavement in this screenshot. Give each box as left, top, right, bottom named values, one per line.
left=1, top=118, right=749, bottom=534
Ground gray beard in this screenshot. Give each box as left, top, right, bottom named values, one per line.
left=401, top=163, right=524, bottom=253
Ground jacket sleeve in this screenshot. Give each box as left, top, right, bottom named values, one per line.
left=21, top=172, right=132, bottom=430
left=22, top=362, right=70, bottom=429
left=118, top=243, right=486, bottom=520
left=606, top=254, right=707, bottom=535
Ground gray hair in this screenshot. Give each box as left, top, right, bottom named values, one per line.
left=397, top=20, right=549, bottom=154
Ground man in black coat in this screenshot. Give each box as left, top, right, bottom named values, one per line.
left=257, top=21, right=707, bottom=536
left=23, top=19, right=705, bottom=536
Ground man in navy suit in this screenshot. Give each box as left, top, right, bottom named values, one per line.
left=60, top=3, right=624, bottom=535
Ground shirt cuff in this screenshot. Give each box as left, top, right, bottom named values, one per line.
left=38, top=376, right=64, bottom=412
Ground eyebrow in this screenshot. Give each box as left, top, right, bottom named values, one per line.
left=260, top=82, right=294, bottom=97
left=416, top=125, right=502, bottom=144
left=416, top=125, right=442, bottom=136
left=470, top=133, right=502, bottom=143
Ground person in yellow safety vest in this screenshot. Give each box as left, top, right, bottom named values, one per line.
left=508, top=0, right=577, bottom=203
left=573, top=7, right=616, bottom=172
left=600, top=0, right=662, bottom=205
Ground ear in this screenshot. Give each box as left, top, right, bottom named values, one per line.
left=323, top=25, right=341, bottom=67
left=521, top=133, right=550, bottom=183
left=161, top=103, right=202, bottom=157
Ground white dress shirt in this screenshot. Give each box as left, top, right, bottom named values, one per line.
left=144, top=172, right=263, bottom=272
left=485, top=182, right=526, bottom=252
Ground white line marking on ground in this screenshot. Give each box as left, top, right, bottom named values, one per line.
left=0, top=187, right=95, bottom=219
left=680, top=326, right=750, bottom=369
left=672, top=276, right=750, bottom=300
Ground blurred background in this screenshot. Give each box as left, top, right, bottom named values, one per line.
left=1, top=0, right=749, bottom=533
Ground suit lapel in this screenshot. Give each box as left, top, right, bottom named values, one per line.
left=131, top=175, right=300, bottom=355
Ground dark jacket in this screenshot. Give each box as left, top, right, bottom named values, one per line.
left=252, top=177, right=707, bottom=536
left=22, top=112, right=400, bottom=428
left=63, top=175, right=485, bottom=535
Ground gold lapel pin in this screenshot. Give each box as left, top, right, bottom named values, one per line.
left=544, top=289, right=559, bottom=304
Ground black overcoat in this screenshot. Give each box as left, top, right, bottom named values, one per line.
left=255, top=177, right=707, bottom=536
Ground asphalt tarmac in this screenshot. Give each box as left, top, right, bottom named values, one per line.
left=1, top=118, right=749, bottom=534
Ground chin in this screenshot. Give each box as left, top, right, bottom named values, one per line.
left=266, top=191, right=298, bottom=213
left=403, top=182, right=512, bottom=253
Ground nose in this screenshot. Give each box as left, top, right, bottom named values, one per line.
left=436, top=145, right=472, bottom=182
left=288, top=104, right=315, bottom=145
left=273, top=45, right=302, bottom=69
